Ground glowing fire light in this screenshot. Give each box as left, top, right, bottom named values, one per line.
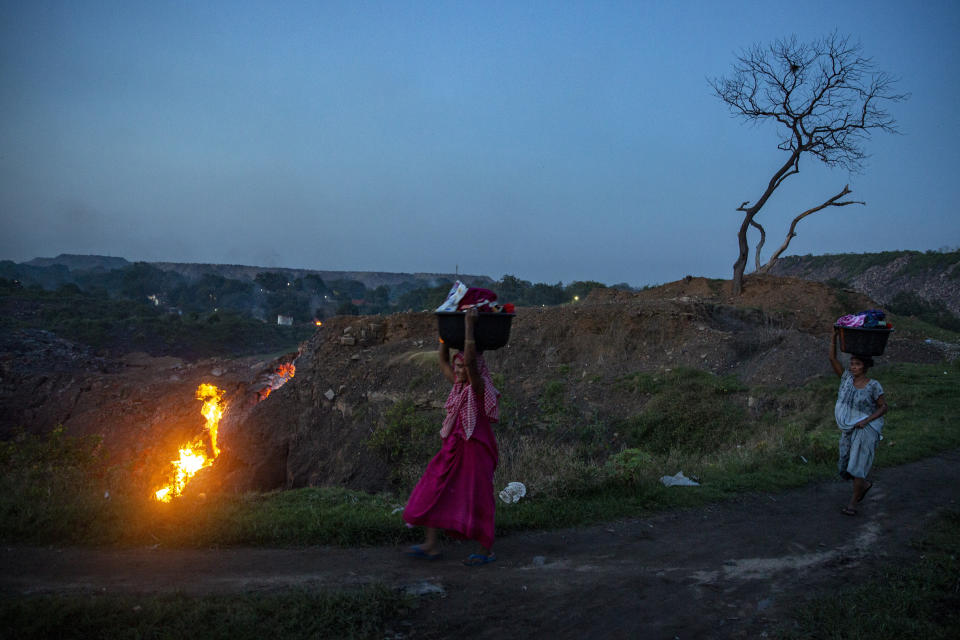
left=314, top=320, right=323, bottom=327
left=154, top=383, right=225, bottom=502
left=258, top=363, right=296, bottom=401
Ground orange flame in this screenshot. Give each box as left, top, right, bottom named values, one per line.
left=154, top=383, right=225, bottom=502
left=258, top=363, right=296, bottom=401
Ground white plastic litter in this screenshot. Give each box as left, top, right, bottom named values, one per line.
left=659, top=471, right=700, bottom=487
left=499, top=481, right=527, bottom=503
left=436, top=281, right=469, bottom=311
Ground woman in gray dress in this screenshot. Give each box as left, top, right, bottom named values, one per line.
left=829, top=327, right=888, bottom=515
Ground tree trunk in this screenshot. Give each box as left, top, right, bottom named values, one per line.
left=730, top=151, right=800, bottom=296
left=731, top=213, right=753, bottom=295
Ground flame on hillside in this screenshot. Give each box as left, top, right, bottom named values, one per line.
left=154, top=383, right=225, bottom=502
left=258, top=362, right=296, bottom=401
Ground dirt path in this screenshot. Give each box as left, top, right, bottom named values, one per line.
left=4, top=450, right=959, bottom=639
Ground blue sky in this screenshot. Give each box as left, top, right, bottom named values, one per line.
left=1, top=0, right=957, bottom=286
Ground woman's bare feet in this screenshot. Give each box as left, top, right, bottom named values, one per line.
left=846, top=477, right=872, bottom=513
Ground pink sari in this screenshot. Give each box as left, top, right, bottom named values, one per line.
left=402, top=355, right=500, bottom=549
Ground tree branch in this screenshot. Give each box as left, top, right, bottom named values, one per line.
left=750, top=219, right=766, bottom=272
left=759, top=184, right=865, bottom=272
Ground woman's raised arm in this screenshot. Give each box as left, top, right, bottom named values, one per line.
left=438, top=341, right=455, bottom=383
left=829, top=327, right=844, bottom=378
left=463, top=308, right=484, bottom=398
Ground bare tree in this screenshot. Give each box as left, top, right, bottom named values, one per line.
left=710, top=33, right=908, bottom=295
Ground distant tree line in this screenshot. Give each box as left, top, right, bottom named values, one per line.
left=0, top=261, right=632, bottom=324
left=0, top=276, right=314, bottom=360
left=394, top=275, right=634, bottom=311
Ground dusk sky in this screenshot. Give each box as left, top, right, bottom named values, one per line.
left=2, top=1, right=957, bottom=287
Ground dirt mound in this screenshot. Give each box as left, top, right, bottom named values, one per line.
left=603, top=273, right=876, bottom=332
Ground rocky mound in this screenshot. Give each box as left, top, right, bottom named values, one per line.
left=769, top=251, right=960, bottom=316
left=0, top=275, right=950, bottom=497
left=210, top=275, right=947, bottom=494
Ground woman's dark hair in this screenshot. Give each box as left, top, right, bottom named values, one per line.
left=851, top=354, right=874, bottom=369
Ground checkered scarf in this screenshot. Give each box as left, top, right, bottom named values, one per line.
left=440, top=353, right=500, bottom=440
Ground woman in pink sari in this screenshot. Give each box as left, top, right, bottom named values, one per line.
left=403, top=308, right=500, bottom=565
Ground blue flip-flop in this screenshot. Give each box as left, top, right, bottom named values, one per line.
left=406, top=545, right=442, bottom=560
left=463, top=552, right=496, bottom=566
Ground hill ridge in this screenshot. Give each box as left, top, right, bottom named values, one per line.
left=769, top=250, right=960, bottom=316
left=21, top=253, right=493, bottom=290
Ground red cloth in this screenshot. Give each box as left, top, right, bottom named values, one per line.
left=456, top=287, right=497, bottom=311
left=402, top=411, right=498, bottom=549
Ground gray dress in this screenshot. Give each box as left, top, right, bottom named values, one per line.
left=835, top=371, right=885, bottom=479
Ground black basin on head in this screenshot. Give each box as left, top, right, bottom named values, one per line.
left=436, top=312, right=515, bottom=351
left=835, top=325, right=893, bottom=356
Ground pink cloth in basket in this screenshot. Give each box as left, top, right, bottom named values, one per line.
left=836, top=314, right=865, bottom=328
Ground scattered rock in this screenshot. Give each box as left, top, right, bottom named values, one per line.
left=402, top=581, right=445, bottom=597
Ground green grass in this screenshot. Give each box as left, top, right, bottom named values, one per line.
left=147, top=488, right=418, bottom=547
left=0, top=584, right=412, bottom=640
left=619, top=368, right=748, bottom=454
left=2, top=362, right=959, bottom=548
left=779, top=509, right=960, bottom=639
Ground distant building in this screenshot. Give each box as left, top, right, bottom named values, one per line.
left=277, top=315, right=293, bottom=326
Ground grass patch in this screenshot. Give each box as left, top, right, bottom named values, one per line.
left=0, top=426, right=126, bottom=544
left=0, top=584, right=412, bottom=640
left=141, top=488, right=418, bottom=547
left=779, top=509, right=960, bottom=639
left=616, top=368, right=748, bottom=454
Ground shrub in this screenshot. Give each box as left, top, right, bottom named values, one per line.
left=367, top=399, right=439, bottom=488
left=0, top=427, right=131, bottom=544
left=605, top=448, right=654, bottom=485
left=888, top=291, right=960, bottom=332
